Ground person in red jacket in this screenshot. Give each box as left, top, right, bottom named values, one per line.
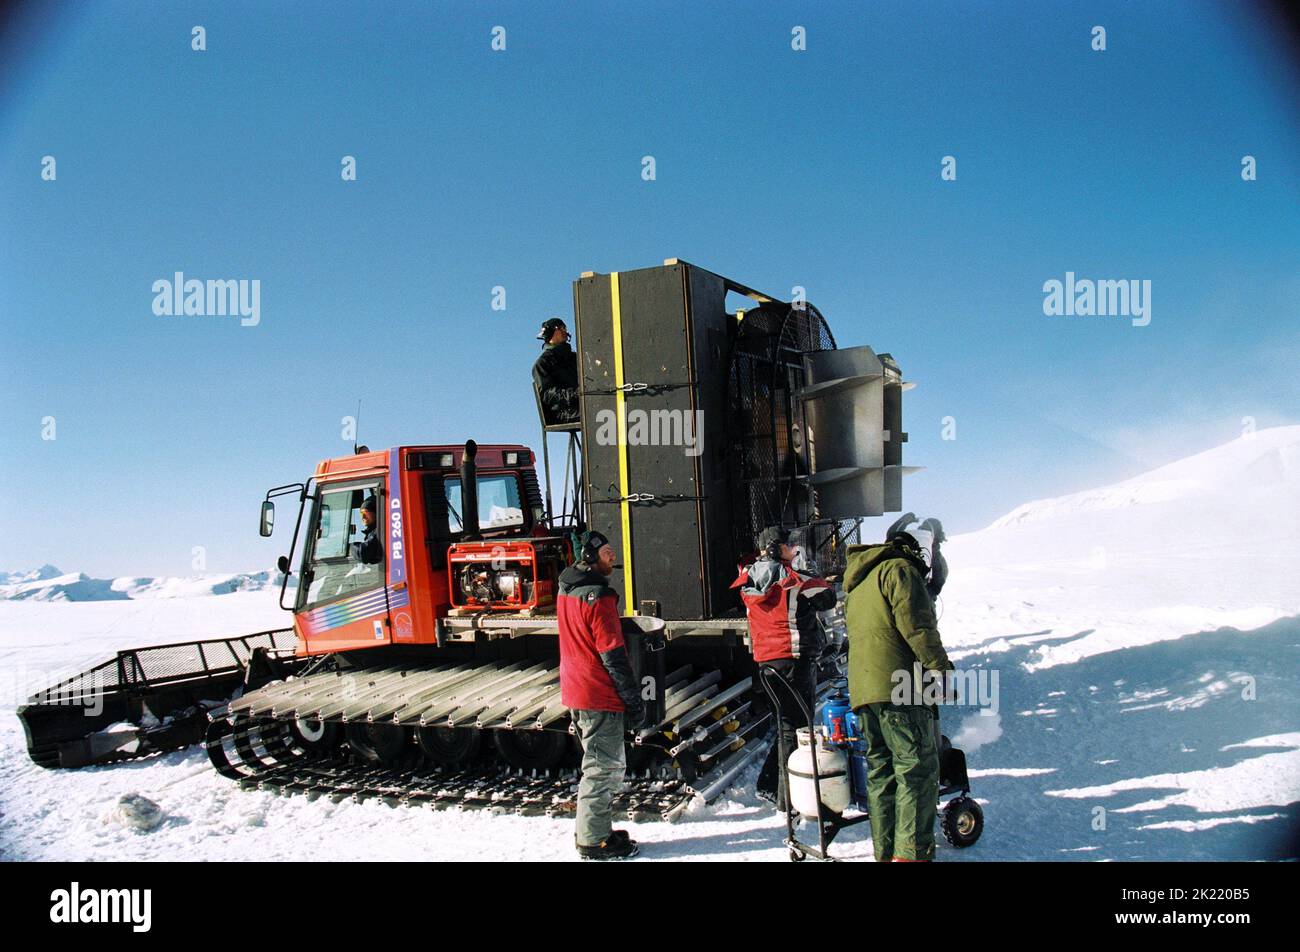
left=558, top=530, right=646, bottom=860
left=733, top=526, right=837, bottom=809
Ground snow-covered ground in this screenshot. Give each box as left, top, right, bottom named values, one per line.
left=1, top=429, right=1297, bottom=861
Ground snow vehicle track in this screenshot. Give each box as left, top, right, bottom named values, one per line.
left=203, top=658, right=773, bottom=821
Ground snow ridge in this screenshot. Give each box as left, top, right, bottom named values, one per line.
left=989, top=426, right=1300, bottom=529
left=0, top=568, right=278, bottom=602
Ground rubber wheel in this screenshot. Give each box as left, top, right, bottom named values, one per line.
left=492, top=729, right=570, bottom=771
left=417, top=725, right=482, bottom=765
left=290, top=717, right=341, bottom=753
left=345, top=722, right=410, bottom=765
left=789, top=848, right=806, bottom=863
left=941, top=796, right=984, bottom=848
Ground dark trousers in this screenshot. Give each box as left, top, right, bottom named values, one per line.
left=756, top=656, right=815, bottom=810
left=543, top=387, right=579, bottom=423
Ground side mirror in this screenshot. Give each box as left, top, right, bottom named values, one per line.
left=259, top=500, right=276, bottom=537
left=276, top=555, right=291, bottom=576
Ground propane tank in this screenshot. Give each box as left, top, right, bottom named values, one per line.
left=787, top=727, right=851, bottom=818
left=818, top=685, right=871, bottom=811
left=821, top=684, right=856, bottom=744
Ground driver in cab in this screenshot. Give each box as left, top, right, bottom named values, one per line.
left=352, top=495, right=384, bottom=565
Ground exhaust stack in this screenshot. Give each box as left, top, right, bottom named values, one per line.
left=460, top=439, right=480, bottom=539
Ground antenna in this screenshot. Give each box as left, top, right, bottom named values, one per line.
left=353, top=399, right=362, bottom=455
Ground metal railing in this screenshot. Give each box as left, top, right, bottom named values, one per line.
left=26, top=628, right=295, bottom=705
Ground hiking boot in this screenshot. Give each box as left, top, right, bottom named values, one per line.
left=573, top=829, right=637, bottom=848
left=577, top=835, right=640, bottom=860
left=606, top=829, right=637, bottom=847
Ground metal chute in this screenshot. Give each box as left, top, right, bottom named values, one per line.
left=798, top=345, right=921, bottom=518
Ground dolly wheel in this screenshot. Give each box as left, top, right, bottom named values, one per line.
left=941, top=796, right=984, bottom=848
left=788, top=848, right=806, bottom=863
left=492, top=729, right=570, bottom=770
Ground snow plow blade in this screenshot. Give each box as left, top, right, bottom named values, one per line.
left=17, top=628, right=300, bottom=768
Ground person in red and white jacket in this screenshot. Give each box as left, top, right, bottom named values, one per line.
left=558, top=530, right=646, bottom=860
left=732, top=525, right=837, bottom=808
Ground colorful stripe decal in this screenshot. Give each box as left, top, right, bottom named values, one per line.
left=301, top=585, right=408, bottom=635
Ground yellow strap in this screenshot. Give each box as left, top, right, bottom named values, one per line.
left=610, top=272, right=635, bottom=607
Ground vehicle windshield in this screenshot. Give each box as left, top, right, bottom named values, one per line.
left=302, top=482, right=384, bottom=609
left=445, top=473, right=525, bottom=533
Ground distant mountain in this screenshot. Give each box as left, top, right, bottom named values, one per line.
left=956, top=424, right=1299, bottom=564
left=942, top=425, right=1300, bottom=665
left=989, top=425, right=1300, bottom=531
left=0, top=568, right=281, bottom=602
left=0, top=564, right=63, bottom=586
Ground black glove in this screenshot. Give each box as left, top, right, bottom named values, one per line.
left=599, top=646, right=647, bottom=729
left=623, top=700, right=649, bottom=731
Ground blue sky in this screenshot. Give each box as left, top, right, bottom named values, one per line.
left=2, top=0, right=1297, bottom=577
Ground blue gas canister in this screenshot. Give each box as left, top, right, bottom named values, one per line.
left=847, top=748, right=870, bottom=810
left=820, top=684, right=871, bottom=810
left=821, top=686, right=855, bottom=745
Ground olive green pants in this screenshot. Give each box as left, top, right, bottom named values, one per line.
left=858, top=703, right=940, bottom=861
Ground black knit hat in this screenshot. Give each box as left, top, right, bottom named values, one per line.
left=361, top=495, right=377, bottom=514
left=578, top=530, right=611, bottom=563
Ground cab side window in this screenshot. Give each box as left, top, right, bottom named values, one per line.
left=303, top=483, right=383, bottom=608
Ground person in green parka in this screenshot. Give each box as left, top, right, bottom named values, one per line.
left=843, top=515, right=952, bottom=862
